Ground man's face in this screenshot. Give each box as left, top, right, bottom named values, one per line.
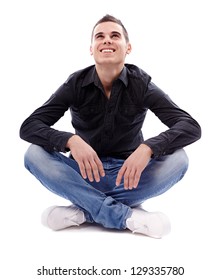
left=90, top=21, right=131, bottom=66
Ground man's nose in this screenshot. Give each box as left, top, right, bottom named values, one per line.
left=104, top=36, right=112, bottom=44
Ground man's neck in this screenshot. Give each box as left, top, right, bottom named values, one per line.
left=95, top=64, right=123, bottom=98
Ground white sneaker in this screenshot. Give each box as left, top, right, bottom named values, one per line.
left=41, top=205, right=86, bottom=231
left=126, top=208, right=171, bottom=238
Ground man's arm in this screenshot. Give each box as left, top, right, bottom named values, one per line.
left=19, top=83, right=74, bottom=153
left=116, top=82, right=201, bottom=190
left=143, top=82, right=201, bottom=158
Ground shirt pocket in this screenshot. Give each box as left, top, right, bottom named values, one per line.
left=78, top=105, right=104, bottom=126
left=119, top=105, right=144, bottom=124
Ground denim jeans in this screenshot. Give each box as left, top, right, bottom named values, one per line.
left=24, top=144, right=188, bottom=230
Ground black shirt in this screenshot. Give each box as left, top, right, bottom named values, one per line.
left=20, top=64, right=201, bottom=159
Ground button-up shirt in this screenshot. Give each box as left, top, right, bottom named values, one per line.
left=20, top=64, right=201, bottom=159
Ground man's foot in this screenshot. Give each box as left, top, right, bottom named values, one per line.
left=41, top=205, right=86, bottom=230
left=126, top=208, right=171, bottom=238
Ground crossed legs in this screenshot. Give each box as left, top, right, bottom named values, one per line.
left=24, top=144, right=188, bottom=237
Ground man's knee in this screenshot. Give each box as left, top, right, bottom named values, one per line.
left=174, top=149, right=189, bottom=174
left=24, top=144, right=47, bottom=169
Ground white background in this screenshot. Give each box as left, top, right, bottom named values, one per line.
left=1, top=0, right=219, bottom=279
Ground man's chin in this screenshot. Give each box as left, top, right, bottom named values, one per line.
left=95, top=59, right=123, bottom=67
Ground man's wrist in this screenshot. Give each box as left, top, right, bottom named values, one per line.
left=66, top=135, right=77, bottom=149
left=140, top=143, right=153, bottom=157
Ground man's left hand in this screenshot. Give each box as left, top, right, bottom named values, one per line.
left=116, top=144, right=152, bottom=190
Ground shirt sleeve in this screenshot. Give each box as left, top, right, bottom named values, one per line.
left=143, top=82, right=201, bottom=158
left=19, top=82, right=74, bottom=153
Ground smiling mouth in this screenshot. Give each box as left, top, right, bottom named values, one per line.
left=100, top=49, right=115, bottom=53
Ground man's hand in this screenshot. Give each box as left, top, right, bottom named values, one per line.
left=116, top=144, right=152, bottom=190
left=66, top=135, right=105, bottom=182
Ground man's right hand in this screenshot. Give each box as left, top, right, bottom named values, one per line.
left=66, top=135, right=105, bottom=182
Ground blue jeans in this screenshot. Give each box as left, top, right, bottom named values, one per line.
left=24, top=144, right=188, bottom=230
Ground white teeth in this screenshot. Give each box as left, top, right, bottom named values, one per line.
left=102, top=49, right=113, bottom=53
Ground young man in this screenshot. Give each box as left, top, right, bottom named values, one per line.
left=20, top=15, right=201, bottom=238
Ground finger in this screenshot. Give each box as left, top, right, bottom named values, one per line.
left=133, top=170, right=141, bottom=188
left=116, top=165, right=126, bottom=186
left=84, top=161, right=94, bottom=182
left=94, top=157, right=105, bottom=178
left=123, top=171, right=129, bottom=190
left=128, top=169, right=136, bottom=190
left=89, top=159, right=101, bottom=182
left=78, top=161, right=87, bottom=180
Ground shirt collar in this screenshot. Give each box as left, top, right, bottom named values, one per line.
left=82, top=65, right=128, bottom=88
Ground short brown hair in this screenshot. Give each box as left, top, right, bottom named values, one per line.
left=91, top=14, right=129, bottom=43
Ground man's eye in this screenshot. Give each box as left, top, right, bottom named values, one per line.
left=112, top=34, right=120, bottom=38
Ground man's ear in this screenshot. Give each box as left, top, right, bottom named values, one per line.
left=126, top=43, right=132, bottom=54
left=90, top=46, right=93, bottom=55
